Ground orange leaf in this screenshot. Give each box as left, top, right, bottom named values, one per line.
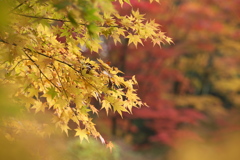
left=106, top=141, right=114, bottom=152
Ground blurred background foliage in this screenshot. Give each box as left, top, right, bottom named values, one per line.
left=1, top=0, right=240, bottom=159
left=92, top=0, right=240, bottom=159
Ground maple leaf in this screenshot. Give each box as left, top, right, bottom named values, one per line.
left=102, top=100, right=112, bottom=115
left=152, top=37, right=163, bottom=47
left=132, top=75, right=138, bottom=85
left=75, top=128, right=89, bottom=142
left=118, top=0, right=131, bottom=7
left=106, top=141, right=114, bottom=152
left=132, top=9, right=145, bottom=20
left=0, top=0, right=172, bottom=148
left=32, top=101, right=45, bottom=113
left=124, top=0, right=132, bottom=6
left=127, top=34, right=144, bottom=47
left=27, top=87, right=39, bottom=98
left=60, top=123, right=70, bottom=136
left=46, top=86, right=58, bottom=99
left=112, top=99, right=128, bottom=117
left=150, top=0, right=160, bottom=3
left=89, top=104, right=99, bottom=115
left=166, top=37, right=173, bottom=44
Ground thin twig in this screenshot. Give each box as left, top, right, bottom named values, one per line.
left=0, top=39, right=16, bottom=46
left=39, top=73, right=46, bottom=91
left=24, top=48, right=101, bottom=93
left=0, top=40, right=99, bottom=132
left=9, top=0, right=28, bottom=13
left=16, top=14, right=72, bottom=23
left=0, top=39, right=101, bottom=94
left=51, top=63, right=85, bottom=124
left=23, top=51, right=62, bottom=93
left=8, top=59, right=29, bottom=73
left=51, top=64, right=69, bottom=99
left=15, top=13, right=119, bottom=28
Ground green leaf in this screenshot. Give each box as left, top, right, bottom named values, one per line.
left=46, top=86, right=58, bottom=99
left=67, top=12, right=78, bottom=27
left=54, top=1, right=71, bottom=10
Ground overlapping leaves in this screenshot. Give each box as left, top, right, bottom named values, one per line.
left=0, top=0, right=170, bottom=145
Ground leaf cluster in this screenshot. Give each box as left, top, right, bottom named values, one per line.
left=0, top=0, right=170, bottom=145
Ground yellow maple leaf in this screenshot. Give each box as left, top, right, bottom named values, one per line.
left=89, top=104, right=99, bottom=115
left=102, top=100, right=112, bottom=115
left=112, top=99, right=128, bottom=117
left=60, top=123, right=70, bottom=136
left=127, top=34, right=143, bottom=47
left=118, top=0, right=132, bottom=7
left=32, top=100, right=45, bottom=113
left=132, top=9, right=145, bottom=20
left=124, top=0, right=132, bottom=6
left=75, top=128, right=89, bottom=142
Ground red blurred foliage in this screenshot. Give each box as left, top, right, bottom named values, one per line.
left=100, top=0, right=240, bottom=147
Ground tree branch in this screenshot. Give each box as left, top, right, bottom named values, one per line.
left=23, top=48, right=101, bottom=93
left=15, top=13, right=119, bottom=28
left=0, top=38, right=101, bottom=94
left=9, top=0, right=28, bottom=13
left=51, top=64, right=69, bottom=99
left=8, top=59, right=29, bottom=73
left=23, top=51, right=63, bottom=93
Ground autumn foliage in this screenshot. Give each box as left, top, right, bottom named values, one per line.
left=98, top=0, right=240, bottom=147
left=0, top=0, right=173, bottom=153
left=1, top=0, right=240, bottom=159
